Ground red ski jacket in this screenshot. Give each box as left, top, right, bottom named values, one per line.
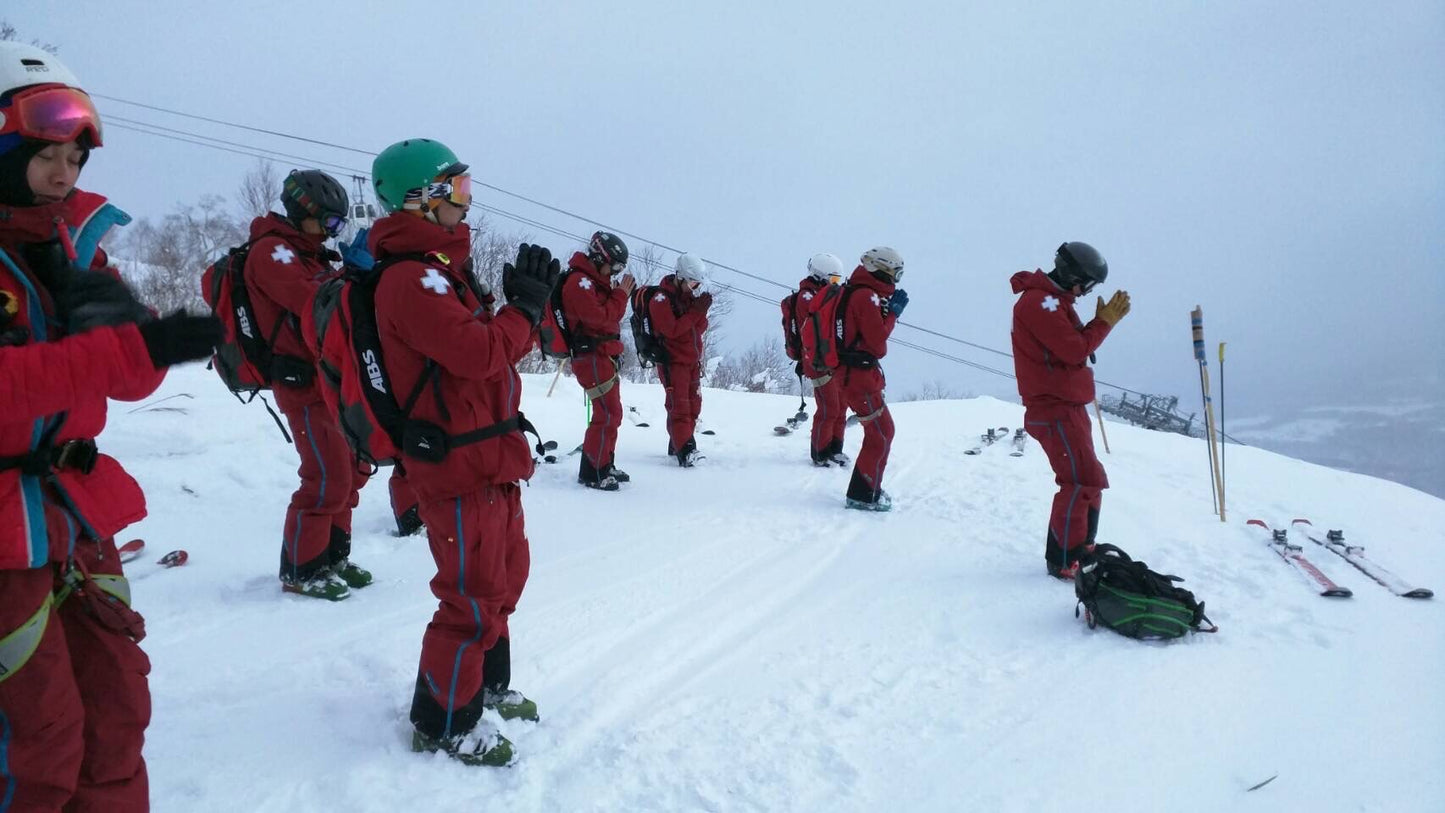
left=368, top=214, right=536, bottom=501
left=0, top=191, right=164, bottom=570
left=838, top=266, right=897, bottom=391
left=1010, top=269, right=1112, bottom=407
left=780, top=276, right=828, bottom=362
left=647, top=276, right=708, bottom=366
left=560, top=252, right=627, bottom=358
left=243, top=213, right=334, bottom=409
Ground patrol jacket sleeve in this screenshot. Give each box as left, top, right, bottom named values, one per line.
left=648, top=292, right=704, bottom=341
left=384, top=264, right=533, bottom=382
left=563, top=277, right=628, bottom=337
left=1016, top=291, right=1111, bottom=366
left=94, top=261, right=167, bottom=401
left=0, top=323, right=164, bottom=423
left=247, top=237, right=325, bottom=322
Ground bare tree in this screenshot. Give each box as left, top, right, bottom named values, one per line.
left=710, top=336, right=793, bottom=393
left=898, top=379, right=973, bottom=402
left=0, top=21, right=59, bottom=53
left=120, top=196, right=242, bottom=313
left=235, top=159, right=282, bottom=221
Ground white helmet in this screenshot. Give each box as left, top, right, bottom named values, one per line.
left=806, top=252, right=844, bottom=282
left=861, top=246, right=904, bottom=281
left=0, top=42, right=82, bottom=98
left=674, top=252, right=706, bottom=284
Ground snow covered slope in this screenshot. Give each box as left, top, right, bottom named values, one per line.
left=102, top=366, right=1445, bottom=813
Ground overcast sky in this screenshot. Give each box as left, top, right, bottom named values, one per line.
left=10, top=1, right=1443, bottom=419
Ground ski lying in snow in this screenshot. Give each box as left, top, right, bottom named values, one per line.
left=118, top=539, right=145, bottom=563
left=1246, top=519, right=1351, bottom=597
left=1291, top=519, right=1433, bottom=599
left=533, top=439, right=559, bottom=464
left=1009, top=428, right=1027, bottom=457
left=964, top=426, right=1009, bottom=455
left=626, top=406, right=650, bottom=428
left=773, top=426, right=793, bottom=436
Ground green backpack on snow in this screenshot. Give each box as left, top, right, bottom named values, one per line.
left=1074, top=544, right=1217, bottom=640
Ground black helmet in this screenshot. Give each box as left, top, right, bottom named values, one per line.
left=282, top=169, right=349, bottom=233
left=588, top=231, right=629, bottom=271
left=1052, top=241, right=1108, bottom=292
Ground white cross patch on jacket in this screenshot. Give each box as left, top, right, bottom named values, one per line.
left=654, top=293, right=667, bottom=303
left=1042, top=295, right=1060, bottom=312
left=421, top=268, right=451, bottom=295
left=578, top=277, right=593, bottom=290
left=271, top=245, right=295, bottom=264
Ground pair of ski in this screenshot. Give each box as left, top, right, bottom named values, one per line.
left=1246, top=519, right=1432, bottom=599
left=117, top=539, right=189, bottom=574
left=964, top=426, right=1026, bottom=457
left=774, top=406, right=809, bottom=436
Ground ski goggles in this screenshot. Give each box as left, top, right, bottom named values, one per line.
left=425, top=173, right=471, bottom=208
left=322, top=213, right=347, bottom=238
left=0, top=85, right=103, bottom=147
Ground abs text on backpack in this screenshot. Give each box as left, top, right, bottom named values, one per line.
left=200, top=242, right=275, bottom=394
left=801, top=284, right=876, bottom=373
left=1074, top=543, right=1217, bottom=640
left=305, top=253, right=539, bottom=468
left=780, top=290, right=807, bottom=362
left=629, top=284, right=673, bottom=369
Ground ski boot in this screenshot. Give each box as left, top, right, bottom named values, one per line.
left=578, top=456, right=621, bottom=491
left=280, top=569, right=350, bottom=601
left=605, top=463, right=631, bottom=483
left=484, top=688, right=540, bottom=722
left=826, top=439, right=850, bottom=467
left=1045, top=534, right=1095, bottom=581
left=844, top=470, right=892, bottom=512
left=411, top=722, right=514, bottom=767
left=394, top=506, right=423, bottom=537
left=334, top=558, right=374, bottom=589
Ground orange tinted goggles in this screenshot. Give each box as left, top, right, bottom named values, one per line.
left=0, top=85, right=103, bottom=147
left=426, top=173, right=471, bottom=207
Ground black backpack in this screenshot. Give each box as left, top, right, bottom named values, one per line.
left=629, top=284, right=673, bottom=369
left=1074, top=544, right=1217, bottom=640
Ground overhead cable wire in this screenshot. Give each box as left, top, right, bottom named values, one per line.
left=101, top=102, right=1156, bottom=395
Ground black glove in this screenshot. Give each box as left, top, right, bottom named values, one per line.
left=694, top=292, right=713, bottom=313
left=138, top=311, right=224, bottom=369
left=502, top=243, right=561, bottom=326
left=54, top=271, right=152, bottom=334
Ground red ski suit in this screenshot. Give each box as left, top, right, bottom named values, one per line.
left=784, top=277, right=846, bottom=457
left=243, top=214, right=368, bottom=580
left=837, top=267, right=898, bottom=492
left=1010, top=269, right=1113, bottom=555
left=367, top=214, right=536, bottom=740
left=560, top=253, right=628, bottom=471
left=0, top=192, right=161, bottom=812
left=647, top=276, right=709, bottom=452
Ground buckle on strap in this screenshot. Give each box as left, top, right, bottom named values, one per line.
left=0, top=439, right=99, bottom=476
left=583, top=375, right=618, bottom=401
left=54, top=439, right=99, bottom=474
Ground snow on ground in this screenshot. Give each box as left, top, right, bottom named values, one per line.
left=102, top=365, right=1445, bottom=813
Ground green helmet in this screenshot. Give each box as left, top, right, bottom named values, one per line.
left=371, top=138, right=469, bottom=213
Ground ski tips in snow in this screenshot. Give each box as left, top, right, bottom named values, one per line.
left=118, top=538, right=146, bottom=563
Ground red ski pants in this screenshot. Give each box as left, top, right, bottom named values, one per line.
left=811, top=375, right=847, bottom=456
left=572, top=353, right=622, bottom=470
left=281, top=401, right=368, bottom=579
left=843, top=386, right=894, bottom=491
left=415, top=484, right=530, bottom=732
left=1024, top=404, right=1108, bottom=551
left=0, top=544, right=149, bottom=812
left=659, top=363, right=702, bottom=452
left=389, top=466, right=417, bottom=522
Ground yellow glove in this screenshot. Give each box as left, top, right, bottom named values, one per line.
left=1096, top=290, right=1132, bottom=327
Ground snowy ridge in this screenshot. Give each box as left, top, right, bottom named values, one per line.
left=103, top=366, right=1445, bottom=812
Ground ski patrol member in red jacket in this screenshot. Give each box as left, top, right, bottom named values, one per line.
left=367, top=137, right=558, bottom=767
left=0, top=42, right=221, bottom=811
left=648, top=253, right=711, bottom=466
left=782, top=252, right=849, bottom=466
left=1010, top=241, right=1130, bottom=579
left=560, top=231, right=634, bottom=490
left=839, top=247, right=908, bottom=512
left=244, top=170, right=375, bottom=601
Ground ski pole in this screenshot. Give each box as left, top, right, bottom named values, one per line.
left=546, top=360, right=565, bottom=398
left=1093, top=400, right=1111, bottom=454
left=1192, top=307, right=1221, bottom=517
left=1218, top=341, right=1226, bottom=512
